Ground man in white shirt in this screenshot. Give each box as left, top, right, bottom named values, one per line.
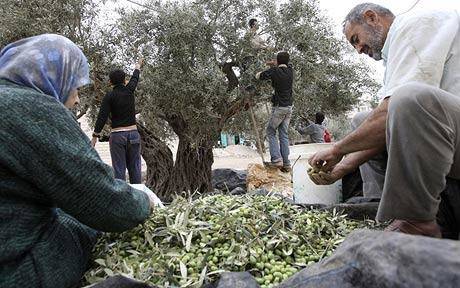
left=247, top=18, right=270, bottom=50
left=308, top=3, right=460, bottom=238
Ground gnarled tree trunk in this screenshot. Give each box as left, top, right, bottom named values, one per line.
left=137, top=122, right=175, bottom=201
left=138, top=119, right=217, bottom=201
left=137, top=89, right=251, bottom=201
left=166, top=113, right=217, bottom=196
left=170, top=137, right=214, bottom=194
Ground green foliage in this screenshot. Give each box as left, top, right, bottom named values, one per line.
left=116, top=0, right=378, bottom=144
left=0, top=0, right=117, bottom=122
left=326, top=114, right=353, bottom=141
left=0, top=0, right=91, bottom=46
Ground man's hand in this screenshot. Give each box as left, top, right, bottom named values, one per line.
left=135, top=57, right=144, bottom=70
left=308, top=161, right=354, bottom=185
left=309, top=148, right=383, bottom=185
left=91, top=136, right=98, bottom=147
left=308, top=145, right=343, bottom=172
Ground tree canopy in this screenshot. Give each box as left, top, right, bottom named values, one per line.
left=113, top=0, right=378, bottom=142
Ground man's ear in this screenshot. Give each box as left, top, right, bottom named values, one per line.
left=363, top=9, right=378, bottom=27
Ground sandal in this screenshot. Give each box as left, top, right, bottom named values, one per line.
left=385, top=219, right=442, bottom=238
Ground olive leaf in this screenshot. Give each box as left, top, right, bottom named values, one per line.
left=94, top=259, right=106, bottom=267
left=185, top=231, right=193, bottom=252
left=197, top=266, right=208, bottom=287
left=179, top=261, right=187, bottom=279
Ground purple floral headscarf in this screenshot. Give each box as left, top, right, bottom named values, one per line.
left=0, top=34, right=91, bottom=103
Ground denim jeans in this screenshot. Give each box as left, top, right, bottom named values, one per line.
left=109, top=130, right=142, bottom=184
left=266, top=106, right=292, bottom=165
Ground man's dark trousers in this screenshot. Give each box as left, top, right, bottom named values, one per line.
left=109, top=130, right=142, bottom=184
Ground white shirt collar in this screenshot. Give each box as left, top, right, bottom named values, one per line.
left=381, top=19, right=398, bottom=65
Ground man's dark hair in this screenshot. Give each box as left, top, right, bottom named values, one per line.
left=109, top=69, right=126, bottom=85
left=315, top=112, right=325, bottom=125
left=249, top=18, right=257, bottom=28
left=277, top=51, right=290, bottom=65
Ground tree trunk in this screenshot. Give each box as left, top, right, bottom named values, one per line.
left=166, top=113, right=218, bottom=196
left=138, top=86, right=254, bottom=200
left=137, top=123, right=175, bottom=201
left=170, top=137, right=215, bottom=195
left=138, top=120, right=216, bottom=201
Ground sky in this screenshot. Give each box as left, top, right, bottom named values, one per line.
left=105, top=0, right=459, bottom=81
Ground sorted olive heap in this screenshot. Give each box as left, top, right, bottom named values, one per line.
left=85, top=194, right=376, bottom=287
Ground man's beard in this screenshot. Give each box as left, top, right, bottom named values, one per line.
left=365, top=24, right=386, bottom=61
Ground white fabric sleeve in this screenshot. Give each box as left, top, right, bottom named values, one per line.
left=381, top=11, right=459, bottom=99
left=129, top=184, right=165, bottom=208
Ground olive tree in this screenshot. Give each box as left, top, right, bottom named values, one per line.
left=112, top=0, right=378, bottom=200
left=0, top=0, right=116, bottom=119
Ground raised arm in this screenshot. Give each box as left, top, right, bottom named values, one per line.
left=126, top=57, right=144, bottom=92
left=296, top=120, right=315, bottom=135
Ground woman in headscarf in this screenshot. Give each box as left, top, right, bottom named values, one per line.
left=0, top=34, right=153, bottom=288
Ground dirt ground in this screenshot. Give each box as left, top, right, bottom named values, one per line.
left=79, top=117, right=328, bottom=171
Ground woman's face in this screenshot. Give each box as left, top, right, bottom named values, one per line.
left=64, top=89, right=80, bottom=108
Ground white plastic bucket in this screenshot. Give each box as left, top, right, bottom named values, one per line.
left=291, top=144, right=342, bottom=205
